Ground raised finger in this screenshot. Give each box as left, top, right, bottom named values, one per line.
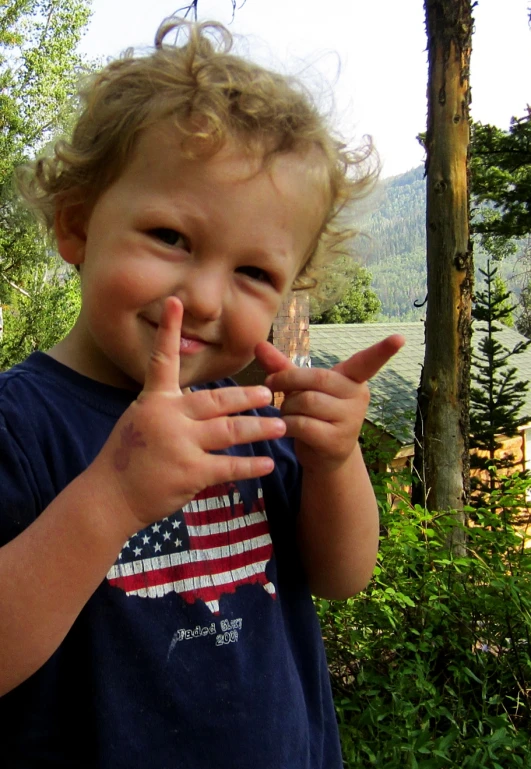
left=142, top=297, right=183, bottom=395
left=182, top=385, right=273, bottom=420
left=198, top=414, right=286, bottom=451
left=333, top=334, right=405, bottom=383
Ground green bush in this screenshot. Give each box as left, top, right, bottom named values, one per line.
left=0, top=266, right=80, bottom=370
left=318, top=473, right=531, bottom=768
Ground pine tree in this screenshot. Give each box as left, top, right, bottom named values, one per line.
left=470, top=261, right=530, bottom=492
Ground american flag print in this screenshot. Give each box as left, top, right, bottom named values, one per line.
left=106, top=482, right=276, bottom=614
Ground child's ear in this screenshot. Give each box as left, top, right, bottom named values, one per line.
left=54, top=203, right=88, bottom=266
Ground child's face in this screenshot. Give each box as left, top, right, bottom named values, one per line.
left=56, top=123, right=328, bottom=390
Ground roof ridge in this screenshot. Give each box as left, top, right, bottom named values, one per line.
left=310, top=322, right=424, bottom=329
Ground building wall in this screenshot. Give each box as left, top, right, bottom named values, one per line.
left=233, top=292, right=310, bottom=406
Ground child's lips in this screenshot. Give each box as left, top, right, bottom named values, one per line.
left=142, top=316, right=212, bottom=353
left=179, top=334, right=209, bottom=354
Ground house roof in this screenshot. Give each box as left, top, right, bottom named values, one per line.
left=309, top=322, right=531, bottom=445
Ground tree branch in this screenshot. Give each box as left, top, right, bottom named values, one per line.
left=0, top=272, right=31, bottom=298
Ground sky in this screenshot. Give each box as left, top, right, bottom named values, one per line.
left=79, top=0, right=531, bottom=178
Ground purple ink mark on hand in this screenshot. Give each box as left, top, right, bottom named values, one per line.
left=113, top=422, right=147, bottom=472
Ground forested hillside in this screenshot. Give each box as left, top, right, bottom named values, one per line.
left=360, top=166, right=524, bottom=321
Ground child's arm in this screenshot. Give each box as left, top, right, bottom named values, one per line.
left=255, top=335, right=405, bottom=600
left=0, top=298, right=285, bottom=696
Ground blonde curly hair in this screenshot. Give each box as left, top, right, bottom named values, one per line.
left=17, top=18, right=377, bottom=292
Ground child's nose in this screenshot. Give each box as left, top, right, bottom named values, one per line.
left=175, top=267, right=224, bottom=322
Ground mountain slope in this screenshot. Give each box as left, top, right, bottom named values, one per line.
left=358, top=166, right=525, bottom=321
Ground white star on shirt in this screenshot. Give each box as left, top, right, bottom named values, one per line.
left=133, top=547, right=142, bottom=557
left=142, top=534, right=150, bottom=545
left=163, top=531, right=171, bottom=541
left=152, top=523, right=161, bottom=533
left=172, top=520, right=181, bottom=529
left=175, top=538, right=182, bottom=547
left=154, top=542, right=162, bottom=553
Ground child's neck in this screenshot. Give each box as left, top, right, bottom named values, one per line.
left=47, top=328, right=142, bottom=392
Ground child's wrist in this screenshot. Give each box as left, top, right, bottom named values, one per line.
left=299, top=440, right=361, bottom=476
left=79, top=461, right=142, bottom=544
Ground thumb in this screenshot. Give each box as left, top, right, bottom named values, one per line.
left=254, top=340, right=295, bottom=377
left=142, top=296, right=184, bottom=395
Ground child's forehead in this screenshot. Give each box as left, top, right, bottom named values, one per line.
left=130, top=121, right=331, bottom=203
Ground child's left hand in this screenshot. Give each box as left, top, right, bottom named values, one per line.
left=255, top=335, right=405, bottom=472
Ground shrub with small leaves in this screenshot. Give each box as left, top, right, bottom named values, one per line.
left=317, top=471, right=531, bottom=768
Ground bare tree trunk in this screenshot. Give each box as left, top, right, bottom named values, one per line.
left=412, top=0, right=474, bottom=552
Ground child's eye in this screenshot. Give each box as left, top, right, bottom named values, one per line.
left=236, top=266, right=273, bottom=284
left=149, top=228, right=188, bottom=248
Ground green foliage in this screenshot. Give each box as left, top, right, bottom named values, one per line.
left=0, top=0, right=92, bottom=172
left=311, top=266, right=381, bottom=324
left=470, top=262, right=530, bottom=486
left=317, top=475, right=531, bottom=767
left=474, top=211, right=520, bottom=267
left=0, top=264, right=80, bottom=370
left=0, top=1, right=92, bottom=366
left=492, top=273, right=514, bottom=328
left=471, top=112, right=531, bottom=240
left=469, top=113, right=531, bottom=338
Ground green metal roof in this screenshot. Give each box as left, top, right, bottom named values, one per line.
left=309, top=322, right=531, bottom=445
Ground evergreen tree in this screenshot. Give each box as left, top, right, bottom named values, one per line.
left=471, top=110, right=531, bottom=240
left=470, top=261, right=530, bottom=492
left=471, top=112, right=531, bottom=336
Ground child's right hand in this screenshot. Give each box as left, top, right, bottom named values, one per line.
left=94, top=297, right=284, bottom=535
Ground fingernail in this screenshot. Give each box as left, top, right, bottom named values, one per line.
left=257, top=386, right=272, bottom=399
left=261, top=457, right=275, bottom=474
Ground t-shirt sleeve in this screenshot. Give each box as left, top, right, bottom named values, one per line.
left=0, top=414, right=41, bottom=546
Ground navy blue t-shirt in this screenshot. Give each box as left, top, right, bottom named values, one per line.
left=0, top=352, right=342, bottom=769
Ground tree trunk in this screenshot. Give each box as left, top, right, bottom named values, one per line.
left=412, top=0, right=474, bottom=551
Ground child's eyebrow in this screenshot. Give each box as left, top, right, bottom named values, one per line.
left=239, top=246, right=294, bottom=266
left=138, top=200, right=207, bottom=231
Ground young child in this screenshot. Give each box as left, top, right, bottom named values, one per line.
left=0, top=18, right=403, bottom=769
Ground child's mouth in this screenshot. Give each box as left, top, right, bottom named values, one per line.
left=143, top=317, right=209, bottom=353
left=179, top=335, right=207, bottom=354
